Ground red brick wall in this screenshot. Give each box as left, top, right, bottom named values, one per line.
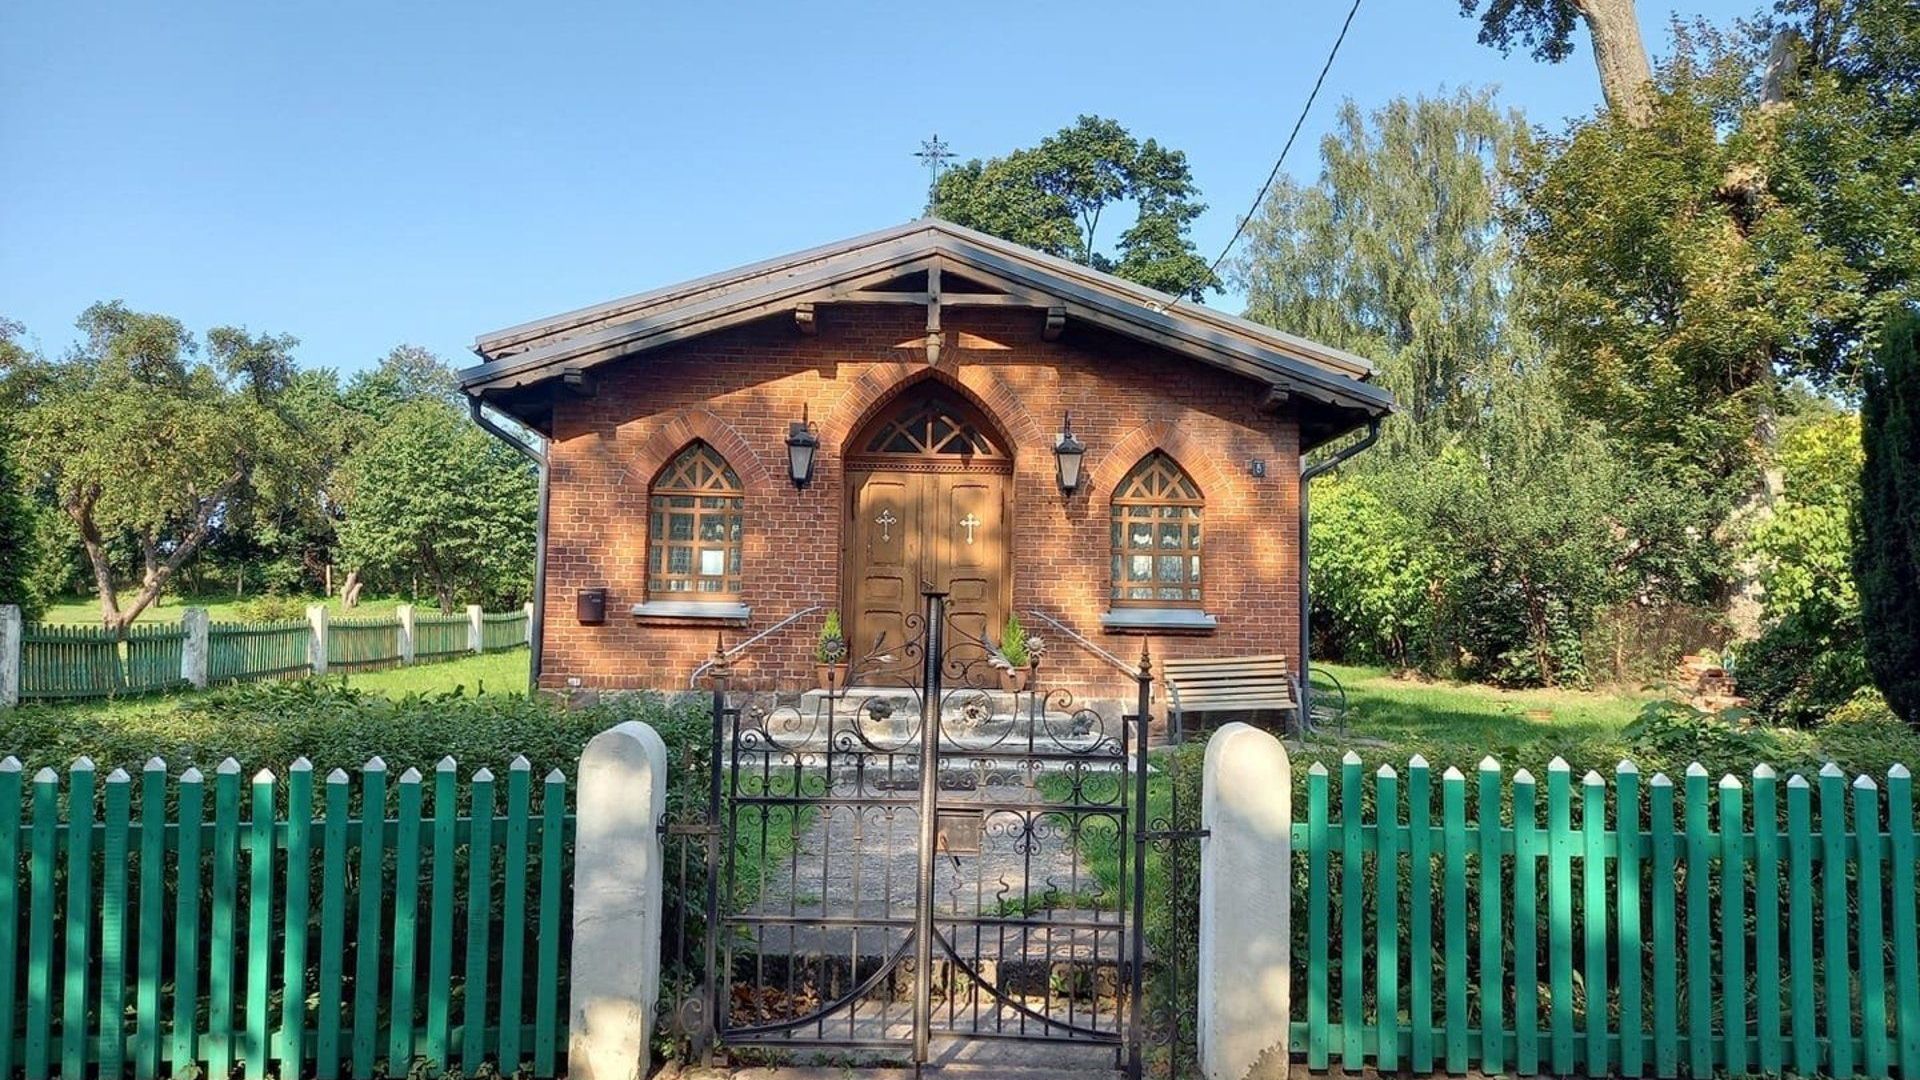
left=539, top=303, right=1302, bottom=700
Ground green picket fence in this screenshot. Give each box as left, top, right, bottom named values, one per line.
left=479, top=611, right=528, bottom=653
left=20, top=624, right=186, bottom=699
left=328, top=617, right=402, bottom=672
left=209, top=620, right=311, bottom=684
left=1296, top=754, right=1920, bottom=1078
left=413, top=614, right=470, bottom=660
left=0, top=755, right=574, bottom=1080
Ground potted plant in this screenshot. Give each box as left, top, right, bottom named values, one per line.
left=995, top=613, right=1033, bottom=692
left=815, top=609, right=850, bottom=689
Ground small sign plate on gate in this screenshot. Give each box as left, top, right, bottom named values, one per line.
left=936, top=809, right=983, bottom=855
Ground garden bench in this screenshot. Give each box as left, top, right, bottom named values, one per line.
left=1160, top=654, right=1298, bottom=732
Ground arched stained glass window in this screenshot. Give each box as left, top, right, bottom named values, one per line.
left=1110, top=452, right=1203, bottom=607
left=649, top=442, right=743, bottom=598
left=860, top=393, right=1005, bottom=458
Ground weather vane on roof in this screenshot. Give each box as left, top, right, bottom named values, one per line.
left=914, top=133, right=955, bottom=211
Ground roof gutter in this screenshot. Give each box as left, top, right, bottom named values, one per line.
left=469, top=396, right=549, bottom=695
left=1298, top=418, right=1382, bottom=727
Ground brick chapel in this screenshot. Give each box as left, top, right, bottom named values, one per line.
left=459, top=220, right=1393, bottom=703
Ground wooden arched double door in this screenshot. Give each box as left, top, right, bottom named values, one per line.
left=844, top=387, right=1012, bottom=684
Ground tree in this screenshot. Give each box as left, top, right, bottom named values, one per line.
left=1235, top=89, right=1537, bottom=459
left=1455, top=0, right=1656, bottom=123
left=5, top=302, right=321, bottom=630
left=335, top=400, right=536, bottom=613
left=0, top=443, right=46, bottom=621
left=932, top=116, right=1218, bottom=299
left=1855, top=311, right=1920, bottom=726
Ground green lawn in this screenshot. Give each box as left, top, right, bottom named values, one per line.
left=37, top=592, right=455, bottom=625
left=13, top=648, right=533, bottom=730
left=1311, top=661, right=1652, bottom=768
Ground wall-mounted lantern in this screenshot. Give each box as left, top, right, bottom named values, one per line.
left=785, top=406, right=819, bottom=489
left=1054, top=411, right=1086, bottom=495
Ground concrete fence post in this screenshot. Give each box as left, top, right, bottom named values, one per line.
left=395, top=604, right=416, bottom=664
left=567, top=720, right=669, bottom=1080
left=523, top=601, right=535, bottom=644
left=180, top=608, right=210, bottom=689
left=307, top=604, right=328, bottom=676
left=1199, top=721, right=1294, bottom=1080
left=0, top=605, right=21, bottom=708
left=467, top=604, right=484, bottom=654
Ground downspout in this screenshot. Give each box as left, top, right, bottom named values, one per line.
left=1298, top=417, right=1381, bottom=726
left=468, top=395, right=550, bottom=696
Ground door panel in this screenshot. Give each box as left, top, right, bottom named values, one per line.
left=845, top=470, right=1008, bottom=686
left=848, top=471, right=923, bottom=684
left=935, top=475, right=1004, bottom=669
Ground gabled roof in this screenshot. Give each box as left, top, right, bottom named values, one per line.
left=460, top=218, right=1393, bottom=448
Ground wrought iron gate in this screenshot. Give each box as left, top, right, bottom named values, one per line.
left=664, top=590, right=1162, bottom=1074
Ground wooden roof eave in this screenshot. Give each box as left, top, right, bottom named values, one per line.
left=461, top=253, right=1391, bottom=424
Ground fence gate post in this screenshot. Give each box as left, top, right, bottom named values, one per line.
left=307, top=605, right=329, bottom=676
left=467, top=604, right=484, bottom=654
left=0, top=605, right=19, bottom=708
left=523, top=601, right=535, bottom=645
left=1199, top=721, right=1294, bottom=1080
left=396, top=605, right=416, bottom=664
left=567, top=720, right=669, bottom=1080
left=181, top=608, right=210, bottom=689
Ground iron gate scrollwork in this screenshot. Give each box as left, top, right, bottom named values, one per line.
left=661, top=589, right=1196, bottom=1075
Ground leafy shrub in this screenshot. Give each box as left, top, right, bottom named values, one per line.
left=1308, top=476, right=1436, bottom=668
left=0, top=678, right=708, bottom=788
left=1623, top=699, right=1776, bottom=777
left=1826, top=685, right=1901, bottom=726
left=231, top=593, right=312, bottom=622
left=1735, top=412, right=1869, bottom=725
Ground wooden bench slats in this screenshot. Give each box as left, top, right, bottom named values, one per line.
left=1160, top=655, right=1290, bottom=671
left=1162, top=653, right=1297, bottom=715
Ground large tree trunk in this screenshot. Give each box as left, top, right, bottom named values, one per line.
left=1575, top=0, right=1656, bottom=125
left=67, top=488, right=123, bottom=629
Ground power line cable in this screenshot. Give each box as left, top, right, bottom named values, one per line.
left=1190, top=0, right=1365, bottom=297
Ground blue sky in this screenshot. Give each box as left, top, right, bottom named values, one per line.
left=2, top=0, right=1754, bottom=375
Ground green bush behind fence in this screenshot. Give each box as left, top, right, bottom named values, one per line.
left=1297, top=754, right=1920, bottom=1079
left=0, top=755, right=574, bottom=1080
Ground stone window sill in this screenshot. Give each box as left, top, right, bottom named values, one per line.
left=630, top=601, right=751, bottom=623
left=1100, top=608, right=1217, bottom=632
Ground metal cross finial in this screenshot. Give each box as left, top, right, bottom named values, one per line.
left=915, top=133, right=955, bottom=207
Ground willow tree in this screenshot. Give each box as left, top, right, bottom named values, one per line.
left=1234, top=88, right=1538, bottom=460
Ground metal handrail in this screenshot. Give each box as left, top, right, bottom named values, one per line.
left=1022, top=609, right=1136, bottom=678
left=686, top=604, right=825, bottom=689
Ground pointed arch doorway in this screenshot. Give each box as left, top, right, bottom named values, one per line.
left=844, top=383, right=1014, bottom=684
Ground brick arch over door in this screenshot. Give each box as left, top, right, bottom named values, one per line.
left=1084, top=420, right=1240, bottom=507
left=823, top=362, right=1044, bottom=460
left=619, top=407, right=776, bottom=495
